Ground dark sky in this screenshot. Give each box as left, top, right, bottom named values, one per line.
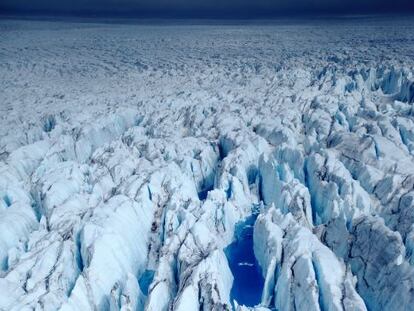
left=1, top=0, right=414, bottom=18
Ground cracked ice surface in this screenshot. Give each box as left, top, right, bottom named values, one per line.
left=1, top=16, right=414, bottom=311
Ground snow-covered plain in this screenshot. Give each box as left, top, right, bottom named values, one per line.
left=1, top=16, right=414, bottom=310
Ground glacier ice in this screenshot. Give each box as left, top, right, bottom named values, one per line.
left=1, top=16, right=414, bottom=311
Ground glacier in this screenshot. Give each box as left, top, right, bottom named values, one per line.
left=1, top=16, right=414, bottom=310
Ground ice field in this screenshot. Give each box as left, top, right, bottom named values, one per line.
left=1, top=16, right=414, bottom=310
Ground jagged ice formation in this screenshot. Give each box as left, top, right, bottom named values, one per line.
left=1, top=17, right=414, bottom=311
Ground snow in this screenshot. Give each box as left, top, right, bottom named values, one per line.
left=1, top=16, right=414, bottom=310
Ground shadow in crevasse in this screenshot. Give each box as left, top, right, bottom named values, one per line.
left=225, top=211, right=264, bottom=308
left=139, top=269, right=155, bottom=296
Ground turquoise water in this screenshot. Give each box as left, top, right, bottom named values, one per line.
left=225, top=213, right=264, bottom=307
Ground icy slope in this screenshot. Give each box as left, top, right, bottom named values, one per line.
left=1, top=17, right=414, bottom=310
